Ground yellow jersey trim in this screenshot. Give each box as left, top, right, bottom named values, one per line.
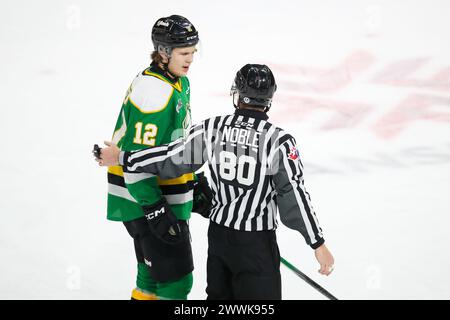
left=108, top=166, right=124, bottom=177
left=143, top=70, right=182, bottom=92
left=157, top=173, right=194, bottom=185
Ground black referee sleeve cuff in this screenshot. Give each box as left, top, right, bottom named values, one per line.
left=310, top=237, right=325, bottom=249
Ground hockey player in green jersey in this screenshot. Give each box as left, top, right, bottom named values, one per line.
left=106, top=15, right=200, bottom=300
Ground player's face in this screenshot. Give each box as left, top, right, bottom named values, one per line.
left=167, top=46, right=196, bottom=77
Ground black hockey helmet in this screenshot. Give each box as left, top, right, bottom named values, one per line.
left=151, top=15, right=199, bottom=52
left=230, top=64, right=277, bottom=111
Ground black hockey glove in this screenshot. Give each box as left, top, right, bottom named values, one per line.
left=192, top=172, right=213, bottom=219
left=143, top=198, right=182, bottom=244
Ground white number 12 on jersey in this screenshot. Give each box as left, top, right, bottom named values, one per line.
left=133, top=122, right=158, bottom=146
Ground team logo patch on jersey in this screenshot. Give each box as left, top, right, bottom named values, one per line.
left=288, top=146, right=300, bottom=161
left=176, top=99, right=183, bottom=113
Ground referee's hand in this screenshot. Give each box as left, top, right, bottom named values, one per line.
left=95, top=141, right=120, bottom=167
left=315, top=244, right=335, bottom=276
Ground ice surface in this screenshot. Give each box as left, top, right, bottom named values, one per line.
left=1, top=0, right=449, bottom=299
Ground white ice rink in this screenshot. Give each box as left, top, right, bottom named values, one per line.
left=1, top=0, right=449, bottom=299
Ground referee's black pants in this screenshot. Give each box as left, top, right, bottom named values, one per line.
left=206, top=221, right=282, bottom=300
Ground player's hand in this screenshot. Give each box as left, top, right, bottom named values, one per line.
left=192, top=172, right=214, bottom=218
left=95, top=141, right=120, bottom=166
left=314, top=244, right=335, bottom=276
left=143, top=198, right=182, bottom=244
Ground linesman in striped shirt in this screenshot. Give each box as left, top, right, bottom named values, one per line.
left=97, top=64, right=335, bottom=300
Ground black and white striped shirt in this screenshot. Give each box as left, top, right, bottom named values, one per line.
left=120, top=108, right=324, bottom=249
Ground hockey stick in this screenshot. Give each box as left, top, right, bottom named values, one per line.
left=280, top=257, right=338, bottom=300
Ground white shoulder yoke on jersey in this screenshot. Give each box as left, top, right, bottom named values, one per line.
left=128, top=75, right=174, bottom=113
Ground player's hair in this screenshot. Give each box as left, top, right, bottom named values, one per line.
left=151, top=51, right=164, bottom=64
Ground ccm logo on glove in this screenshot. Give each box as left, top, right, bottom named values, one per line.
left=145, top=207, right=165, bottom=220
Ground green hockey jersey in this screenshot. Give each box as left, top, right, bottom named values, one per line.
left=107, top=65, right=194, bottom=222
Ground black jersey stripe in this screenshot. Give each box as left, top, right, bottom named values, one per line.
left=108, top=172, right=126, bottom=188
left=159, top=181, right=195, bottom=195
